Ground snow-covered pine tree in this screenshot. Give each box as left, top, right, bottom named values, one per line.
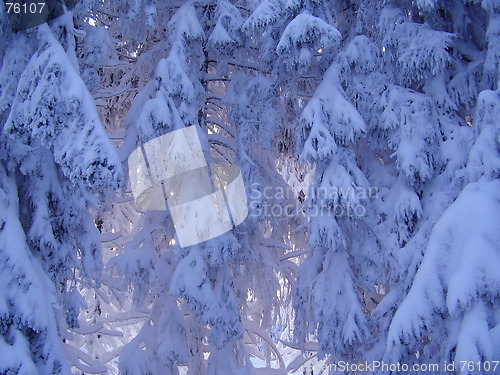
left=370, top=0, right=500, bottom=372
left=2, top=0, right=497, bottom=373
left=104, top=2, right=293, bottom=373
left=385, top=86, right=500, bottom=374
left=0, top=9, right=122, bottom=373
left=287, top=0, right=500, bottom=371
left=242, top=0, right=374, bottom=365
left=0, top=163, right=71, bottom=375
left=294, top=50, right=372, bottom=363
left=75, top=0, right=500, bottom=372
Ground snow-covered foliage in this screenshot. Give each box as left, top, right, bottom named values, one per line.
left=379, top=7, right=455, bottom=83
left=387, top=180, right=500, bottom=368
left=0, top=14, right=122, bottom=375
left=0, top=165, right=71, bottom=375
left=4, top=27, right=122, bottom=190
left=276, top=12, right=341, bottom=72
left=1, top=0, right=499, bottom=373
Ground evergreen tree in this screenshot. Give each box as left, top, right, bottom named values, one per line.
left=2, top=0, right=499, bottom=373
left=0, top=8, right=122, bottom=373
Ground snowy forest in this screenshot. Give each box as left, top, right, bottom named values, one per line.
left=0, top=0, right=499, bottom=374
